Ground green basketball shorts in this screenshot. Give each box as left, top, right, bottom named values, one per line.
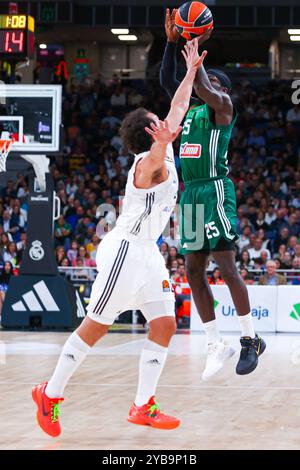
left=179, top=176, right=239, bottom=255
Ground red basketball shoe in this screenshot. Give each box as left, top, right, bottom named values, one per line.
left=32, top=382, right=64, bottom=437
left=127, top=396, right=180, bottom=430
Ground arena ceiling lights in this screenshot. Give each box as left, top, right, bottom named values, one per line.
left=118, top=35, right=137, bottom=41
left=111, top=28, right=137, bottom=41
left=288, top=29, right=300, bottom=41
left=111, top=29, right=129, bottom=35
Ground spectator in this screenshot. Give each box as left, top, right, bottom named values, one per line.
left=55, top=246, right=67, bottom=266
left=280, top=253, right=293, bottom=270
left=273, top=227, right=290, bottom=254
left=287, top=236, right=299, bottom=257
left=237, top=225, right=252, bottom=252
left=291, top=258, right=300, bottom=285
left=159, top=242, right=169, bottom=264
left=3, top=241, right=19, bottom=267
left=60, top=257, right=72, bottom=279
left=236, top=249, right=255, bottom=270
left=86, top=234, right=100, bottom=261
left=72, top=245, right=95, bottom=268
left=67, top=240, right=79, bottom=263
left=287, top=214, right=300, bottom=237
left=163, top=227, right=180, bottom=249
left=208, top=268, right=225, bottom=285
left=240, top=268, right=254, bottom=284
left=0, top=233, right=10, bottom=259
left=254, top=210, right=268, bottom=231
left=101, top=110, right=121, bottom=129
left=258, top=260, right=287, bottom=285
left=248, top=238, right=271, bottom=260
left=71, top=257, right=94, bottom=284
left=0, top=261, right=14, bottom=314
left=9, top=205, right=26, bottom=240
left=286, top=104, right=300, bottom=123
left=0, top=210, right=11, bottom=233
left=110, top=88, right=126, bottom=108
left=166, top=246, right=179, bottom=271
left=54, top=215, right=72, bottom=248
left=170, top=259, right=179, bottom=276
left=16, top=232, right=26, bottom=261
left=265, top=205, right=277, bottom=228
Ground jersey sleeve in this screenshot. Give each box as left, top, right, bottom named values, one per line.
left=159, top=42, right=181, bottom=100
left=159, top=41, right=200, bottom=106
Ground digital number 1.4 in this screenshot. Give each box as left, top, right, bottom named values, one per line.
left=4, top=31, right=24, bottom=52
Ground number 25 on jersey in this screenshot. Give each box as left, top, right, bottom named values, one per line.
left=182, top=118, right=192, bottom=135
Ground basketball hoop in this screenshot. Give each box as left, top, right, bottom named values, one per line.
left=0, top=139, right=13, bottom=172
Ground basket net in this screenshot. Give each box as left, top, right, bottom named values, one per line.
left=0, top=139, right=13, bottom=172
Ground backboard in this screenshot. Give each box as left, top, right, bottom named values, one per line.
left=0, top=84, right=62, bottom=153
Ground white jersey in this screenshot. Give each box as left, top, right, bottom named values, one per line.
left=110, top=143, right=178, bottom=244
left=87, top=144, right=178, bottom=325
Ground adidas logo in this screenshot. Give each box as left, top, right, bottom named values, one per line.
left=76, top=290, right=86, bottom=318
left=147, top=359, right=160, bottom=365
left=11, top=280, right=60, bottom=312
left=64, top=353, right=76, bottom=361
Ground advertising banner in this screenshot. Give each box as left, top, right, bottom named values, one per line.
left=190, top=285, right=277, bottom=332
left=276, top=286, right=300, bottom=333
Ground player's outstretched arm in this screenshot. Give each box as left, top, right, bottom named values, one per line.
left=160, top=8, right=181, bottom=99
left=134, top=121, right=182, bottom=189
left=195, top=63, right=232, bottom=114
left=166, top=38, right=207, bottom=133
left=184, top=38, right=232, bottom=119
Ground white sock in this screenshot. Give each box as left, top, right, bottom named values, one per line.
left=134, top=339, right=168, bottom=407
left=45, top=332, right=91, bottom=398
left=203, top=319, right=221, bottom=345
left=238, top=313, right=255, bottom=338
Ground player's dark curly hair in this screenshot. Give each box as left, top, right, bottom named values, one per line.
left=120, top=108, right=155, bottom=154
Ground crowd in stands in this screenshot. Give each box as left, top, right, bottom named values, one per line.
left=0, top=75, right=299, bottom=314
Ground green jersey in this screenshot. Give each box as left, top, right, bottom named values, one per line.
left=180, top=104, right=237, bottom=182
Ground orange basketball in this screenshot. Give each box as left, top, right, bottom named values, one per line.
left=175, top=1, right=214, bottom=41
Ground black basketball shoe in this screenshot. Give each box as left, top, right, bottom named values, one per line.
left=236, top=334, right=266, bottom=375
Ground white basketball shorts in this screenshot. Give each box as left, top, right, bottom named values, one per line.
left=86, top=235, right=175, bottom=325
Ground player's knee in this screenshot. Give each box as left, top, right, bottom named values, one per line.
left=220, top=264, right=240, bottom=284
left=149, top=316, right=176, bottom=341
left=186, top=260, right=206, bottom=284
left=76, top=316, right=109, bottom=346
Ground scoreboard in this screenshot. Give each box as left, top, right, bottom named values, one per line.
left=0, top=15, right=35, bottom=60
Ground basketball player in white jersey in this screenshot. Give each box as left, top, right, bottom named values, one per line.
left=32, top=40, right=206, bottom=435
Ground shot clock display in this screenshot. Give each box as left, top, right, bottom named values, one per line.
left=0, top=15, right=35, bottom=60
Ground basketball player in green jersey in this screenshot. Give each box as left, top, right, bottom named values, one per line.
left=160, top=9, right=266, bottom=380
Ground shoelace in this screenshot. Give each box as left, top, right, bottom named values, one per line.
left=51, top=401, right=62, bottom=423
left=147, top=402, right=160, bottom=418
left=240, top=340, right=255, bottom=360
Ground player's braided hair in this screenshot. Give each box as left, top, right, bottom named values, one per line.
left=120, top=108, right=154, bottom=154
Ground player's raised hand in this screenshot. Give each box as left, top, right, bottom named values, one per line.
left=182, top=38, right=207, bottom=72
left=165, top=8, right=180, bottom=43
left=145, top=119, right=182, bottom=144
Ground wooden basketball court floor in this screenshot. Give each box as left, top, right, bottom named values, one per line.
left=0, top=329, right=300, bottom=450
